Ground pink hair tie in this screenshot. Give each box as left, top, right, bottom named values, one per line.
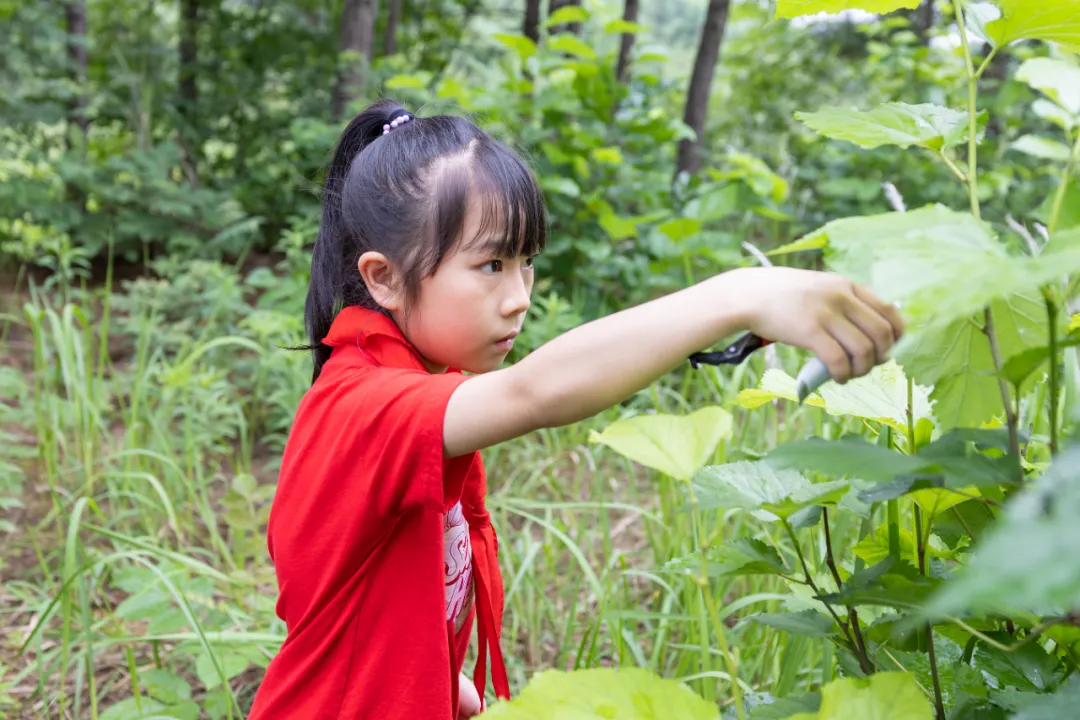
left=381, top=113, right=412, bottom=136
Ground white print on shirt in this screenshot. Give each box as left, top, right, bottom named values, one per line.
left=445, top=502, right=474, bottom=633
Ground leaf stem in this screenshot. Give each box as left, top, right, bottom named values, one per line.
left=983, top=307, right=1023, bottom=478
left=782, top=520, right=873, bottom=675
left=953, top=0, right=981, bottom=219
left=823, top=509, right=872, bottom=673
left=695, top=512, right=745, bottom=720
left=914, top=510, right=946, bottom=720
left=1046, top=289, right=1060, bottom=455
left=938, top=151, right=968, bottom=184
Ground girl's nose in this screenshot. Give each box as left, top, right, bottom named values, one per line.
left=501, top=267, right=531, bottom=318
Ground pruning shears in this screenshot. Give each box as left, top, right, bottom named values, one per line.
left=689, top=332, right=832, bottom=404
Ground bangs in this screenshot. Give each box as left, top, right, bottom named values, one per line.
left=427, top=138, right=547, bottom=269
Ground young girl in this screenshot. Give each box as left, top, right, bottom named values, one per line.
left=248, top=100, right=903, bottom=720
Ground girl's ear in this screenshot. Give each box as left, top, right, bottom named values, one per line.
left=358, top=251, right=404, bottom=311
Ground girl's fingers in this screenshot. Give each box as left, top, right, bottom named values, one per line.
left=853, top=284, right=905, bottom=340
left=845, top=298, right=898, bottom=364
left=826, top=315, right=877, bottom=379
left=813, top=333, right=854, bottom=384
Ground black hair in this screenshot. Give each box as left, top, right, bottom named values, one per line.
left=304, top=99, right=548, bottom=382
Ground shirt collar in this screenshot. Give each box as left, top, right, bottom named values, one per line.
left=322, top=306, right=429, bottom=372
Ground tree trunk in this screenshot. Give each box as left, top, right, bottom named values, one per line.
left=615, top=0, right=638, bottom=82
left=675, top=0, right=731, bottom=178
left=65, top=0, right=88, bottom=138
left=384, top=0, right=401, bottom=55
left=65, top=0, right=88, bottom=213
left=903, top=0, right=934, bottom=45
left=523, top=0, right=541, bottom=43
left=179, top=0, right=198, bottom=125
left=332, top=0, right=379, bottom=121
left=547, top=0, right=582, bottom=35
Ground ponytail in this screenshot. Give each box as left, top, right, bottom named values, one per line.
left=304, top=100, right=403, bottom=382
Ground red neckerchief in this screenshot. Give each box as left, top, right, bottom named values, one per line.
left=323, top=306, right=511, bottom=710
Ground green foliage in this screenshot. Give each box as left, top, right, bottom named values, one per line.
left=796, top=103, right=971, bottom=151
left=484, top=667, right=720, bottom=719
left=774, top=1, right=921, bottom=21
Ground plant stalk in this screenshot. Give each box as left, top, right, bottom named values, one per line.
left=984, top=308, right=1023, bottom=477
left=914, top=509, right=947, bottom=720
left=1046, top=289, right=1060, bottom=455
left=953, top=0, right=981, bottom=219
left=1048, top=130, right=1080, bottom=236
left=823, top=509, right=872, bottom=674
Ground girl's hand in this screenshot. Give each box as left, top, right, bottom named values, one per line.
left=734, top=267, right=904, bottom=384
left=458, top=673, right=482, bottom=718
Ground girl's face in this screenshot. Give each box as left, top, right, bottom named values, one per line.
left=394, top=198, right=536, bottom=375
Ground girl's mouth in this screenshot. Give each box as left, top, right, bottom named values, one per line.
left=495, top=331, right=519, bottom=353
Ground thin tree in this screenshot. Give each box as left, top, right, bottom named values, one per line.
left=332, top=0, right=379, bottom=122
left=179, top=0, right=198, bottom=128
left=65, top=0, right=88, bottom=212
left=675, top=0, right=731, bottom=178
left=615, top=0, right=638, bottom=83
left=384, top=0, right=401, bottom=55
left=523, top=0, right=541, bottom=43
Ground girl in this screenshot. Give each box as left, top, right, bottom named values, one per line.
left=248, top=100, right=903, bottom=720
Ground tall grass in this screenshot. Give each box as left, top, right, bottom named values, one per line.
left=0, top=255, right=861, bottom=718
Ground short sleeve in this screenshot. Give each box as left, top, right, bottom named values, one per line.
left=327, top=366, right=472, bottom=516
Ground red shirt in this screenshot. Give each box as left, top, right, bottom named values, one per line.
left=249, top=307, right=509, bottom=719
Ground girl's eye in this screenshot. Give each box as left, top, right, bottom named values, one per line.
left=484, top=260, right=502, bottom=273
left=524, top=255, right=535, bottom=268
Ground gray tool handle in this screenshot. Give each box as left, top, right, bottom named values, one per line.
left=795, top=357, right=832, bottom=403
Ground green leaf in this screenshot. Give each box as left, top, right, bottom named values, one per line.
left=796, top=103, right=970, bottom=150
left=484, top=667, right=719, bottom=719
left=195, top=650, right=250, bottom=690
left=910, top=487, right=980, bottom=518
left=806, top=672, right=934, bottom=719
left=384, top=73, right=429, bottom=90
left=1036, top=183, right=1080, bottom=231
left=851, top=525, right=951, bottom=565
left=541, top=176, right=581, bottom=197
left=657, top=218, right=701, bottom=242
left=766, top=230, right=827, bottom=256
left=140, top=669, right=191, bottom=704
left=599, top=214, right=638, bottom=241
left=547, top=35, right=597, bottom=60
left=545, top=5, right=590, bottom=27
left=691, top=184, right=739, bottom=221
left=747, top=693, right=821, bottom=720
left=692, top=461, right=848, bottom=520
left=100, top=697, right=198, bottom=720
left=493, top=33, right=537, bottom=61
left=743, top=610, right=837, bottom=637
left=984, top=0, right=1080, bottom=52
left=767, top=437, right=928, bottom=483
left=589, top=407, right=733, bottom=482
left=997, top=683, right=1080, bottom=719
left=973, top=639, right=1062, bottom=694
left=1010, top=136, right=1072, bottom=162
left=604, top=19, right=648, bottom=34
left=733, top=362, right=934, bottom=433
left=661, top=539, right=788, bottom=578
left=591, top=147, right=624, bottom=165
left=774, top=0, right=920, bottom=20
left=925, top=448, right=1080, bottom=619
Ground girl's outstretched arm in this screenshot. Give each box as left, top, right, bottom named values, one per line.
left=443, top=266, right=903, bottom=458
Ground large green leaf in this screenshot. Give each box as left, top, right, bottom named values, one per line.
left=812, top=205, right=1065, bottom=427
left=545, top=5, right=590, bottom=27
left=925, top=448, right=1080, bottom=619
left=766, top=437, right=928, bottom=483
left=732, top=361, right=934, bottom=433
left=590, top=407, right=733, bottom=482
left=997, top=683, right=1080, bottom=719
left=796, top=103, right=970, bottom=150
left=984, top=0, right=1080, bottom=52
left=785, top=672, right=933, bottom=720
left=484, top=667, right=719, bottom=719
left=742, top=610, right=837, bottom=637
left=1016, top=58, right=1080, bottom=116
left=661, top=539, right=788, bottom=578
left=692, top=461, right=849, bottom=520
left=774, top=0, right=919, bottom=21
